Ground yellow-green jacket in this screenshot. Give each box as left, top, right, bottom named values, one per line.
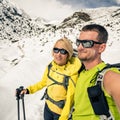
left=27, top=57, right=81, bottom=120
left=73, top=62, right=120, bottom=120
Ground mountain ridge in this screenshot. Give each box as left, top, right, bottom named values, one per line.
left=0, top=0, right=120, bottom=78
left=0, top=0, right=120, bottom=43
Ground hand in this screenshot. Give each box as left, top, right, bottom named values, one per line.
left=15, top=88, right=27, bottom=99
left=20, top=89, right=27, bottom=95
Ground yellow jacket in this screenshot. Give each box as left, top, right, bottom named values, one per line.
left=27, top=57, right=81, bottom=120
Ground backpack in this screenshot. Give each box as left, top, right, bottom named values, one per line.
left=87, top=63, right=120, bottom=120
left=41, top=63, right=75, bottom=109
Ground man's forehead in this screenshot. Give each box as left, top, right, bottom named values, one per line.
left=80, top=31, right=98, bottom=39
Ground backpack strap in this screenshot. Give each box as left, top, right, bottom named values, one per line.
left=47, top=63, right=71, bottom=90
left=94, top=63, right=120, bottom=119
left=78, top=63, right=85, bottom=74
left=87, top=63, right=120, bottom=120
left=41, top=89, right=65, bottom=109
left=41, top=62, right=75, bottom=109
left=95, top=67, right=114, bottom=120
left=96, top=63, right=120, bottom=85
left=99, top=63, right=120, bottom=72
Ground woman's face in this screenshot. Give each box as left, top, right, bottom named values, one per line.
left=53, top=41, right=69, bottom=66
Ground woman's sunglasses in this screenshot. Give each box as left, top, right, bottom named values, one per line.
left=76, top=39, right=103, bottom=48
left=53, top=48, right=68, bottom=55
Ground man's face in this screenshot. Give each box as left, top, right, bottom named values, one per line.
left=77, top=31, right=105, bottom=62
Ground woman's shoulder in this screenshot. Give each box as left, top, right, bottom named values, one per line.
left=67, top=57, right=82, bottom=71
left=69, top=56, right=81, bottom=64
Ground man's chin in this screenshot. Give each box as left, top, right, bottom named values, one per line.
left=79, top=58, right=87, bottom=62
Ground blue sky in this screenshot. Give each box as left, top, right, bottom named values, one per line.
left=9, top=0, right=120, bottom=21
left=58, top=0, right=120, bottom=8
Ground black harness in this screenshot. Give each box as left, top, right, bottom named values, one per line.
left=41, top=63, right=75, bottom=109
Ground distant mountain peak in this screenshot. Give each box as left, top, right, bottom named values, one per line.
left=0, top=0, right=120, bottom=47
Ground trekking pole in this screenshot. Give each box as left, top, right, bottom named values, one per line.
left=16, top=86, right=26, bottom=120
left=21, top=94, right=26, bottom=120
left=16, top=88, right=21, bottom=120
left=17, top=98, right=20, bottom=120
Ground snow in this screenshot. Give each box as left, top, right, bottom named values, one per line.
left=0, top=40, right=52, bottom=120
left=1, top=34, right=120, bottom=120
left=0, top=3, right=120, bottom=120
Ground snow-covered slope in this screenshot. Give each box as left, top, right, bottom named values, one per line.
left=0, top=0, right=120, bottom=120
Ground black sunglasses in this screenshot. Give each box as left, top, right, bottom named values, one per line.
left=53, top=48, right=68, bottom=55
left=76, top=39, right=103, bottom=48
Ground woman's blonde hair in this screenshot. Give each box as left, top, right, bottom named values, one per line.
left=52, top=37, right=73, bottom=59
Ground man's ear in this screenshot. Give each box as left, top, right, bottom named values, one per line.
left=99, top=43, right=106, bottom=53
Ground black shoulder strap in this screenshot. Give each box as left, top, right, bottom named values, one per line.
left=94, top=63, right=120, bottom=119
left=48, top=63, right=52, bottom=72
left=99, top=63, right=120, bottom=73
left=41, top=63, right=71, bottom=108
left=96, top=63, right=120, bottom=85
left=78, top=63, right=85, bottom=74
left=47, top=62, right=71, bottom=90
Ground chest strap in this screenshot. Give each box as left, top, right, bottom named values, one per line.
left=47, top=63, right=70, bottom=90
left=41, top=89, right=65, bottom=109
left=41, top=63, right=72, bottom=108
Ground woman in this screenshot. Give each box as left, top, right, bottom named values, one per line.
left=20, top=37, right=81, bottom=120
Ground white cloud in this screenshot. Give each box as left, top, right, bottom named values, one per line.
left=9, top=0, right=120, bottom=21
left=116, top=0, right=120, bottom=4
left=9, top=0, right=75, bottom=21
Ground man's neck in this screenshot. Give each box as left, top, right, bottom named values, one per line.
left=83, top=59, right=103, bottom=70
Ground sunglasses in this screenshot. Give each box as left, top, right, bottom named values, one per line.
left=53, top=48, right=68, bottom=55
left=76, top=39, right=103, bottom=48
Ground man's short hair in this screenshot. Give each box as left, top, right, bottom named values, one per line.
left=81, top=24, right=108, bottom=43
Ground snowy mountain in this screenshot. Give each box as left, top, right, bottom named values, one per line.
left=1, top=0, right=120, bottom=43
left=0, top=0, right=120, bottom=120
left=0, top=0, right=46, bottom=42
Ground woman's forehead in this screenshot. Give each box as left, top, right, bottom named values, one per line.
left=55, top=41, right=64, bottom=47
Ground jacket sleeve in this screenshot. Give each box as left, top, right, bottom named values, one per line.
left=59, top=73, right=78, bottom=120
left=27, top=67, right=48, bottom=94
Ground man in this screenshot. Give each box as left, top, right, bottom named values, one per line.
left=72, top=24, right=120, bottom=120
